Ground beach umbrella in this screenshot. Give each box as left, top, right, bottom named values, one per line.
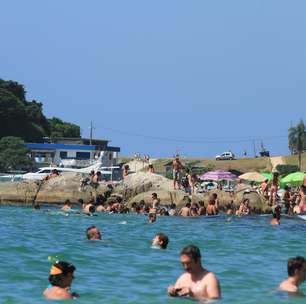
left=199, top=170, right=238, bottom=181
left=238, top=172, right=265, bottom=182
left=261, top=172, right=272, bottom=181
left=280, top=172, right=306, bottom=187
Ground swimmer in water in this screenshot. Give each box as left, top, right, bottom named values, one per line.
left=61, top=199, right=72, bottom=212
left=167, top=245, right=221, bottom=300
left=279, top=256, right=306, bottom=293
left=152, top=233, right=169, bottom=249
left=148, top=213, right=157, bottom=223
left=86, top=226, right=102, bottom=240
left=270, top=205, right=281, bottom=225
left=43, top=261, right=79, bottom=300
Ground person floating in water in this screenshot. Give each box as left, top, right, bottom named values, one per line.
left=279, top=256, right=306, bottom=293
left=152, top=233, right=169, bottom=249
left=86, top=226, right=102, bottom=240
left=43, top=261, right=79, bottom=300
left=167, top=245, right=221, bottom=300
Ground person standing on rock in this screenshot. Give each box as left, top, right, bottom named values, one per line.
left=173, top=155, right=184, bottom=190
left=123, top=165, right=129, bottom=178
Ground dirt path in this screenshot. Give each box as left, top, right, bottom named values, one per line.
left=270, top=156, right=285, bottom=171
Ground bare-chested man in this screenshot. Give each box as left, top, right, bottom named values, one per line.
left=178, top=202, right=191, bottom=217
left=168, top=245, right=221, bottom=300
left=279, top=256, right=306, bottom=293
left=173, top=156, right=184, bottom=190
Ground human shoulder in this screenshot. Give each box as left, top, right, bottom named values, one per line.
left=279, top=280, right=298, bottom=293
left=44, top=287, right=72, bottom=300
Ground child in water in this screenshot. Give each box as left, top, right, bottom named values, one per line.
left=43, top=261, right=79, bottom=300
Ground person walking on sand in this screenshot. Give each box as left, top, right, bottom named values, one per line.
left=167, top=245, right=221, bottom=300
left=173, top=155, right=184, bottom=190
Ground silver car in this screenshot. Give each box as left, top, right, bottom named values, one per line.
left=215, top=151, right=235, bottom=160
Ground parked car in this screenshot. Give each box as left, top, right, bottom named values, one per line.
left=215, top=151, right=235, bottom=161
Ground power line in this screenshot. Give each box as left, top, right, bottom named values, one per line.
left=100, top=126, right=287, bottom=144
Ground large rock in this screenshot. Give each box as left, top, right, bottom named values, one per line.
left=0, top=172, right=108, bottom=205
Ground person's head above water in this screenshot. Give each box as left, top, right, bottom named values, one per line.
left=86, top=226, right=101, bottom=240
left=44, top=260, right=78, bottom=300
left=48, top=261, right=76, bottom=288
left=152, top=233, right=169, bottom=249
left=288, top=256, right=306, bottom=279
left=180, top=245, right=202, bottom=273
left=148, top=213, right=157, bottom=223
left=64, top=199, right=71, bottom=206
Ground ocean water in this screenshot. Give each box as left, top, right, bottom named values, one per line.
left=0, top=207, right=306, bottom=304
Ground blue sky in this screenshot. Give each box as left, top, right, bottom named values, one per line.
left=1, top=0, right=305, bottom=158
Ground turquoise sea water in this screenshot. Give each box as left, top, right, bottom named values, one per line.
left=0, top=207, right=306, bottom=303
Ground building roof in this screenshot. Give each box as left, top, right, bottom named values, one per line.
left=26, top=143, right=97, bottom=151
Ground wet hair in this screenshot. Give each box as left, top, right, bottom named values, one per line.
left=180, top=245, right=201, bottom=262
left=288, top=256, right=306, bottom=276
left=64, top=199, right=71, bottom=205
left=156, top=233, right=169, bottom=249
left=78, top=199, right=84, bottom=205
left=49, top=261, right=76, bottom=287
left=212, top=193, right=218, bottom=199
left=89, top=205, right=96, bottom=213
left=149, top=213, right=156, bottom=219
left=185, top=202, right=191, bottom=208
left=170, top=203, right=176, bottom=209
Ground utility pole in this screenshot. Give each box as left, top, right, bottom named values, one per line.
left=89, top=121, right=93, bottom=145
left=253, top=140, right=256, bottom=158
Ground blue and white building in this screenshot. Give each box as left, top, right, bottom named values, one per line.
left=26, top=137, right=120, bottom=168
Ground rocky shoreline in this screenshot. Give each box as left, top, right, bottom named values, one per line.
left=0, top=172, right=271, bottom=213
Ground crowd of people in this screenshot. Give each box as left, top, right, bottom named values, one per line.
left=38, top=155, right=306, bottom=300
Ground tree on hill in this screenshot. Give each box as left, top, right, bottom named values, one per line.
left=0, top=79, right=81, bottom=142
left=0, top=137, right=35, bottom=172
left=288, top=119, right=306, bottom=170
left=0, top=79, right=50, bottom=142
left=49, top=117, right=81, bottom=141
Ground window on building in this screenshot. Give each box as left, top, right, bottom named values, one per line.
left=60, top=151, right=68, bottom=159
left=76, top=152, right=91, bottom=159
